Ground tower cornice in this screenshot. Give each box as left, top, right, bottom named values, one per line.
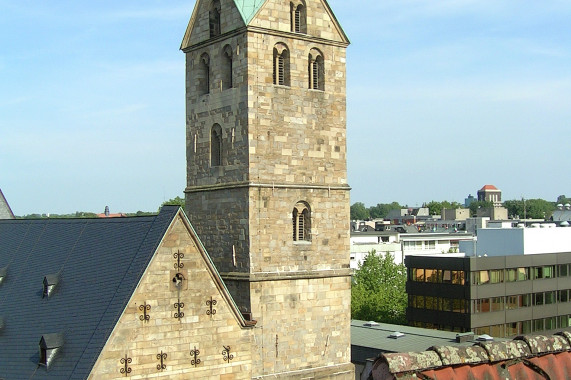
left=185, top=181, right=351, bottom=193
left=181, top=25, right=349, bottom=54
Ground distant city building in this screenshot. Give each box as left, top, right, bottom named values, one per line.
left=476, top=206, right=508, bottom=220
left=350, top=230, right=474, bottom=268
left=442, top=208, right=470, bottom=221
left=386, top=207, right=430, bottom=225
left=96, top=205, right=126, bottom=218
left=0, top=189, right=14, bottom=219
left=464, top=194, right=476, bottom=208
left=406, top=224, right=571, bottom=338
left=552, top=203, right=571, bottom=224
left=477, top=184, right=502, bottom=207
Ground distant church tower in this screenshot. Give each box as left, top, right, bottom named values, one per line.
left=182, top=0, right=352, bottom=378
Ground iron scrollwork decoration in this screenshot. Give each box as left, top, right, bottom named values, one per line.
left=139, top=302, right=151, bottom=322
left=156, top=351, right=167, bottom=371
left=206, top=296, right=217, bottom=315
left=174, top=251, right=184, bottom=270
left=222, top=345, right=234, bottom=363
left=174, top=298, right=185, bottom=320
left=120, top=355, right=132, bottom=376
left=190, top=346, right=201, bottom=367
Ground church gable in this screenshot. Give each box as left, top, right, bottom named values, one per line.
left=248, top=0, right=349, bottom=43
left=0, top=189, right=14, bottom=219
left=181, top=0, right=248, bottom=50
left=89, top=211, right=253, bottom=379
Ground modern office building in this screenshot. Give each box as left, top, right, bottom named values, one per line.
left=406, top=225, right=571, bottom=338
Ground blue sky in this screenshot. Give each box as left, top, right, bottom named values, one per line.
left=1, top=1, right=570, bottom=215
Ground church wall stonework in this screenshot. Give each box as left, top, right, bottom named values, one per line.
left=183, top=0, right=353, bottom=378
left=89, top=215, right=253, bottom=379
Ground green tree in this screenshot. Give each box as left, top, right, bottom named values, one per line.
left=351, top=250, right=407, bottom=325
left=161, top=196, right=185, bottom=211
left=504, top=199, right=555, bottom=219
left=469, top=200, right=493, bottom=216
left=426, top=200, right=462, bottom=216
left=369, top=202, right=402, bottom=219
left=350, top=202, right=370, bottom=220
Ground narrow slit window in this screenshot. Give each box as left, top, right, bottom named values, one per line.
left=209, top=0, right=221, bottom=37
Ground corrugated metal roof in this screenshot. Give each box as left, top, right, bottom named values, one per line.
left=351, top=319, right=494, bottom=366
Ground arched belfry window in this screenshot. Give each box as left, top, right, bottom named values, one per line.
left=222, top=45, right=233, bottom=90
left=273, top=43, right=290, bottom=86
left=199, top=53, right=210, bottom=95
left=290, top=1, right=307, bottom=33
left=209, top=0, right=221, bottom=37
left=292, top=202, right=311, bottom=242
left=211, top=124, right=222, bottom=166
left=309, top=48, right=324, bottom=91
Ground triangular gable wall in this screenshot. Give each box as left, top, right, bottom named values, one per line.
left=181, top=0, right=249, bottom=50
left=89, top=210, right=253, bottom=379
left=0, top=189, right=14, bottom=219
left=248, top=0, right=349, bottom=44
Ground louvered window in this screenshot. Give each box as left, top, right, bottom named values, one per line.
left=309, top=51, right=324, bottom=91
left=312, top=61, right=319, bottom=89
left=290, top=3, right=306, bottom=33
left=293, top=202, right=311, bottom=242
left=273, top=45, right=290, bottom=86
left=278, top=56, right=285, bottom=85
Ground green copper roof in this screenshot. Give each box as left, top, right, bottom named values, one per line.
left=233, top=0, right=267, bottom=24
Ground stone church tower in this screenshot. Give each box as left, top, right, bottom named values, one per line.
left=182, top=0, right=352, bottom=377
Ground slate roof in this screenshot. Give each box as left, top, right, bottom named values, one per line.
left=0, top=188, right=14, bottom=219
left=0, top=206, right=180, bottom=379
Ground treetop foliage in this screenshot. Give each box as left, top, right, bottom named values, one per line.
left=351, top=250, right=408, bottom=325
left=352, top=197, right=562, bottom=220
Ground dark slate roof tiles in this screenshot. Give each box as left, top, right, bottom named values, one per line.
left=0, top=206, right=179, bottom=379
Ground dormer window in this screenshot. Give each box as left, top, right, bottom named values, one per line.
left=39, top=333, right=64, bottom=368
left=0, top=266, right=6, bottom=285
left=209, top=0, right=221, bottom=37
left=290, top=1, right=307, bottom=33
left=43, top=274, right=60, bottom=298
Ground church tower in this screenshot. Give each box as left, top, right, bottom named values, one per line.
left=182, top=0, right=352, bottom=377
